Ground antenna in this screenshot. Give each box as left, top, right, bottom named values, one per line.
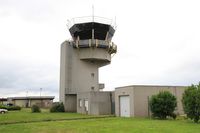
left=92, top=5, right=94, bottom=22
left=114, top=16, right=117, bottom=29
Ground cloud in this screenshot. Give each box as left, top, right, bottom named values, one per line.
left=0, top=0, right=55, bottom=21
left=0, top=58, right=59, bottom=99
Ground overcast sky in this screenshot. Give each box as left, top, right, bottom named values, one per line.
left=0, top=0, right=200, bottom=101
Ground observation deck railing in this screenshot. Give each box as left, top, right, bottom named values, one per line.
left=67, top=16, right=116, bottom=29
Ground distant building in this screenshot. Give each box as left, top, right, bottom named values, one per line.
left=1, top=96, right=54, bottom=108
left=0, top=98, right=7, bottom=105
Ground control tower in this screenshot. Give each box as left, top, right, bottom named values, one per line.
left=60, top=16, right=117, bottom=114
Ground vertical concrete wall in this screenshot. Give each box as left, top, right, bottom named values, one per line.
left=91, top=91, right=112, bottom=115
left=59, top=41, right=69, bottom=106
left=111, top=91, right=115, bottom=114
left=115, top=85, right=187, bottom=117
left=65, top=95, right=77, bottom=112
left=77, top=91, right=112, bottom=115
left=14, top=100, right=27, bottom=107
left=174, top=86, right=186, bottom=115
left=29, top=99, right=42, bottom=107
left=30, top=99, right=53, bottom=108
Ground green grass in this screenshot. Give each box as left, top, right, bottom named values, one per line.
left=0, top=109, right=200, bottom=133
left=0, top=108, right=93, bottom=124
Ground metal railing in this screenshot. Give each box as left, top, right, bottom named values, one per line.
left=67, top=16, right=116, bottom=29
left=73, top=39, right=117, bottom=54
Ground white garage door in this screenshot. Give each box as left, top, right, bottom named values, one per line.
left=120, top=96, right=130, bottom=117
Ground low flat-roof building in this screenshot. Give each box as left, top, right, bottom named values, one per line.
left=115, top=85, right=187, bottom=117
left=0, top=98, right=7, bottom=105
left=7, top=96, right=54, bottom=108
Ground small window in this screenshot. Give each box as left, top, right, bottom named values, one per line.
left=91, top=86, right=95, bottom=90
left=91, top=73, right=95, bottom=77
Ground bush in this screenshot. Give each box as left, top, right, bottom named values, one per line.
left=0, top=105, right=7, bottom=109
left=31, top=105, right=41, bottom=113
left=50, top=102, right=65, bottom=112
left=182, top=83, right=200, bottom=123
left=7, top=106, right=21, bottom=111
left=149, top=91, right=177, bottom=119
left=0, top=105, right=21, bottom=111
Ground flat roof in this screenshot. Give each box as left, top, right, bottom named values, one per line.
left=7, top=96, right=55, bottom=100
left=115, top=85, right=188, bottom=90
left=0, top=98, right=7, bottom=101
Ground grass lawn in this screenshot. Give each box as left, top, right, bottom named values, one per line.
left=0, top=108, right=95, bottom=124
left=0, top=109, right=200, bottom=133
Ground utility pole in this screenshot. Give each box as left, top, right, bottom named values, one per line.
left=26, top=89, right=28, bottom=97
left=26, top=89, right=29, bottom=108
left=40, top=88, right=43, bottom=108
left=40, top=88, right=42, bottom=97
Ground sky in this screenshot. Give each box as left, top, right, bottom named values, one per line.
left=0, top=0, right=200, bottom=101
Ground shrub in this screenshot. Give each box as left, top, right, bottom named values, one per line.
left=149, top=91, right=177, bottom=119
left=50, top=102, right=65, bottom=112
left=31, top=105, right=41, bottom=113
left=0, top=105, right=7, bottom=109
left=7, top=106, right=21, bottom=111
left=182, top=83, right=200, bottom=123
left=0, top=105, right=21, bottom=111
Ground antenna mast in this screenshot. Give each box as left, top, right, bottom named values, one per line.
left=92, top=5, right=94, bottom=22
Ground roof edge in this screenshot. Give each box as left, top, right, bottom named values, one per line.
left=115, top=84, right=188, bottom=89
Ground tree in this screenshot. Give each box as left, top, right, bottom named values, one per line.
left=182, top=83, right=200, bottom=123
left=31, top=105, right=41, bottom=113
left=149, top=91, right=177, bottom=119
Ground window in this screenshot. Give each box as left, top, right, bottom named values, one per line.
left=91, top=73, right=95, bottom=77
left=84, top=100, right=88, bottom=111
left=79, top=99, right=82, bottom=107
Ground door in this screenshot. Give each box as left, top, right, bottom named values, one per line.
left=120, top=96, right=130, bottom=117
left=84, top=100, right=88, bottom=112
